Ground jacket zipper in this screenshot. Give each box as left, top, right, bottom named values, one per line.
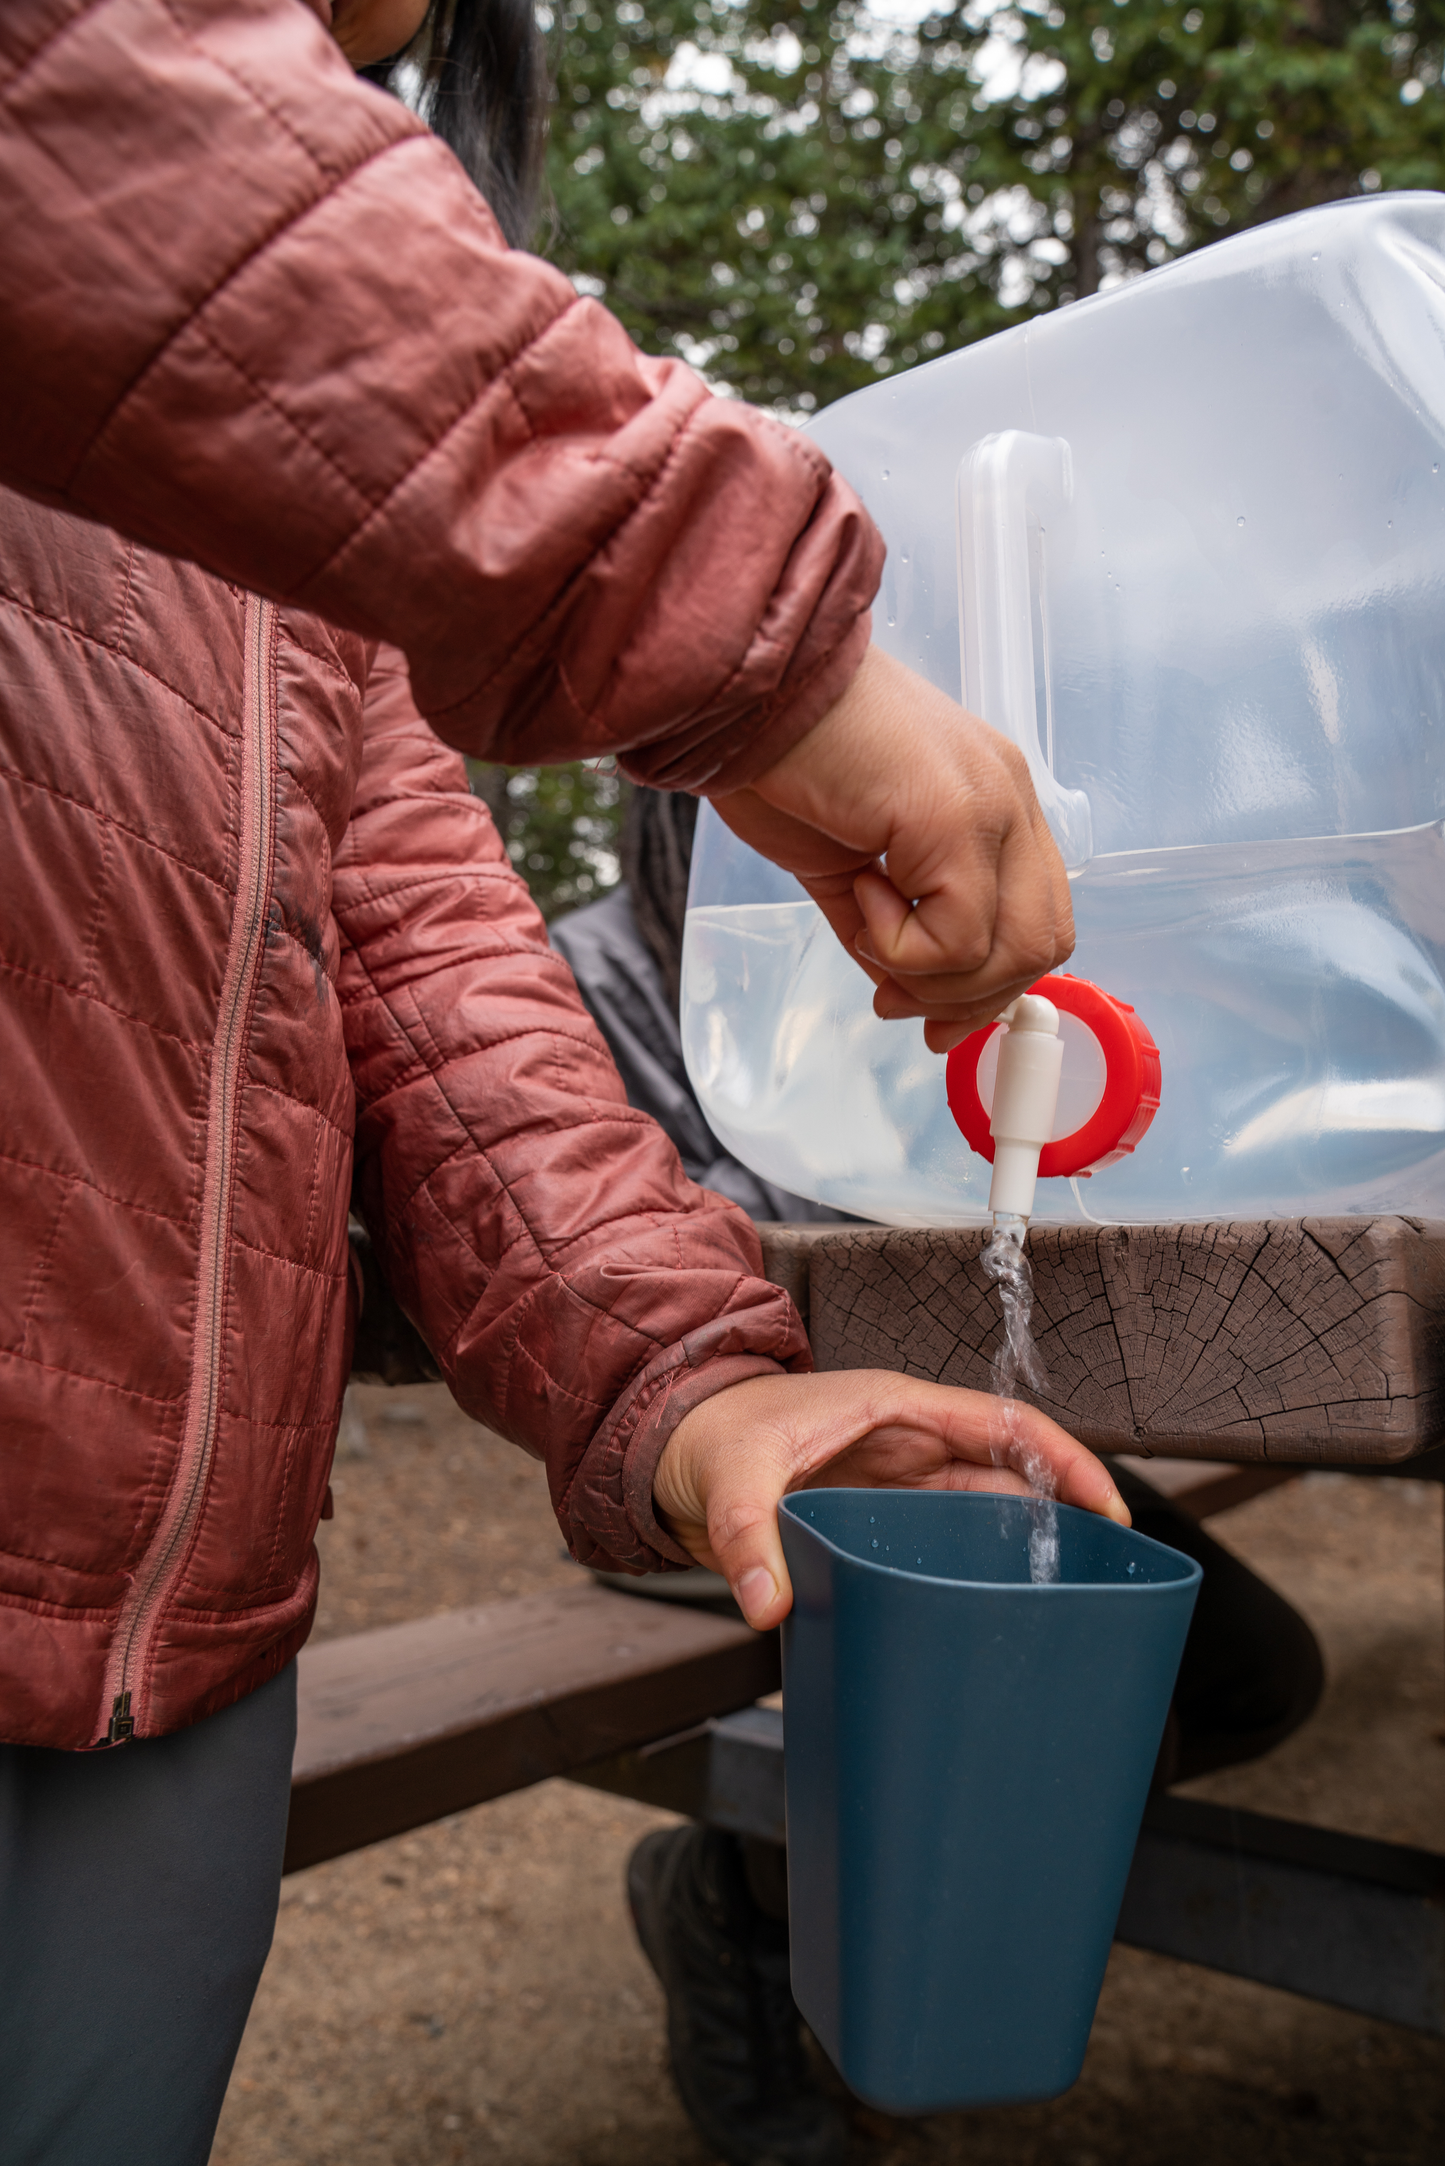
left=101, top=594, right=279, bottom=1744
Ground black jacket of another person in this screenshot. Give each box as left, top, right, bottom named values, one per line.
left=551, top=888, right=854, bottom=1225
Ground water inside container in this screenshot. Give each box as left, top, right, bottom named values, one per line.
left=682, top=823, right=1445, bottom=1224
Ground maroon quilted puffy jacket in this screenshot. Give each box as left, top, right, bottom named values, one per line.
left=0, top=0, right=885, bottom=1749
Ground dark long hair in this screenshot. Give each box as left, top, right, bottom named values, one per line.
left=365, top=0, right=549, bottom=248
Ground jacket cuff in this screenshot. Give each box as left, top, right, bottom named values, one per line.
left=562, top=1295, right=812, bottom=1574
left=618, top=607, right=874, bottom=800
left=622, top=1352, right=791, bottom=1568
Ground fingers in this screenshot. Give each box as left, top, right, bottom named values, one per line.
left=696, top=1477, right=797, bottom=1631
left=855, top=792, right=1074, bottom=1047
left=652, top=1377, right=801, bottom=1628
left=855, top=796, right=1074, bottom=1020
left=979, top=1398, right=1132, bottom=1526
left=837, top=1376, right=1129, bottom=1524
left=798, top=882, right=895, bottom=995
left=706, top=788, right=898, bottom=995
left=651, top=1374, right=1132, bottom=1632
left=729, top=649, right=1077, bottom=1036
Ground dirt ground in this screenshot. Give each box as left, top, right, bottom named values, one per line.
left=210, top=1385, right=1445, bottom=2166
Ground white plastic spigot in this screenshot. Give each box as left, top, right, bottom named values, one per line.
left=987, top=995, right=1064, bottom=1223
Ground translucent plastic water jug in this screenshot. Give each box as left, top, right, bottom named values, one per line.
left=682, top=195, right=1445, bottom=1225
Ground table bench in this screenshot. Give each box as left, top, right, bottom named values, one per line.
left=285, top=1581, right=779, bottom=1875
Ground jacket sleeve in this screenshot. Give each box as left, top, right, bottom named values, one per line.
left=335, top=648, right=812, bottom=1573
left=0, top=0, right=882, bottom=793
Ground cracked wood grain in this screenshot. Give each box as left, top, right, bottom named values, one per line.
left=762, top=1219, right=1445, bottom=1465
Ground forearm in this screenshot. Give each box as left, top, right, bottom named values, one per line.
left=352, top=1089, right=811, bottom=1574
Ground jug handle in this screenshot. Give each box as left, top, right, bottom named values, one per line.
left=956, top=431, right=1094, bottom=872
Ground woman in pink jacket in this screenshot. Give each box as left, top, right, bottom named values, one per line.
left=0, top=2, right=1118, bottom=2160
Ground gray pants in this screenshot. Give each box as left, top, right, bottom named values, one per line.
left=0, top=1662, right=296, bottom=2166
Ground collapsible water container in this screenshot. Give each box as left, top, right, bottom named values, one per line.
left=779, top=1491, right=1201, bottom=2111
left=682, top=195, right=1445, bottom=1224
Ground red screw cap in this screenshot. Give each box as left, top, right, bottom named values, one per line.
left=946, top=974, right=1161, bottom=1180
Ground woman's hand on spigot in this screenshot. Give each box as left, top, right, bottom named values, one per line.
left=651, top=1369, right=1130, bottom=1630
left=707, top=647, right=1076, bottom=1053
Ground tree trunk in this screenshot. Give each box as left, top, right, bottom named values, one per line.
left=469, top=761, right=512, bottom=840
left=1073, top=189, right=1101, bottom=299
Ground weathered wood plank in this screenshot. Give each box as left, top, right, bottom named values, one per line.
left=285, top=1583, right=779, bottom=1873
left=755, top=1223, right=840, bottom=1335
left=793, top=1219, right=1445, bottom=1465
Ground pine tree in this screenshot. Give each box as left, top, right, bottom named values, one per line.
left=468, top=758, right=627, bottom=921
left=544, top=1, right=1445, bottom=404
left=961, top=0, right=1445, bottom=306
left=546, top=1, right=1000, bottom=413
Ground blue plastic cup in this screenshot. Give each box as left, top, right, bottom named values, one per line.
left=778, top=1489, right=1201, bottom=2113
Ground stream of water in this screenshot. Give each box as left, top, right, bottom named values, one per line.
left=980, top=1214, right=1060, bottom=1584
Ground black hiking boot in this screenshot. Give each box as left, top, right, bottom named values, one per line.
left=627, top=1825, right=848, bottom=2166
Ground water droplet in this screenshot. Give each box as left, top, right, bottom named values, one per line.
left=900, top=550, right=910, bottom=565
left=871, top=1537, right=880, bottom=1549
left=1434, top=463, right=1440, bottom=475
left=1127, top=1560, right=1137, bottom=1575
left=1236, top=514, right=1245, bottom=528
left=881, top=466, right=891, bottom=481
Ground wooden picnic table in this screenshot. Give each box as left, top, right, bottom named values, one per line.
left=758, top=1217, right=1445, bottom=1468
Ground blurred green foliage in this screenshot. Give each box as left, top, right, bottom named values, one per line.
left=962, top=0, right=1445, bottom=306
left=544, top=0, right=1005, bottom=412
left=468, top=759, right=628, bottom=921
left=541, top=0, right=1445, bottom=413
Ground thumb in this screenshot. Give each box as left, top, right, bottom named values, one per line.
left=654, top=1379, right=803, bottom=1631
left=704, top=1480, right=795, bottom=1632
